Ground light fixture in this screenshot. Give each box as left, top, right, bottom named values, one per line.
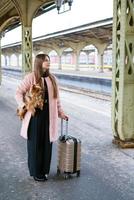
left=0, top=31, right=5, bottom=39
left=55, top=0, right=73, bottom=14
left=68, top=0, right=73, bottom=9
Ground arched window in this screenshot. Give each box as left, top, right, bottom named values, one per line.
left=1, top=55, right=6, bottom=67
left=62, top=48, right=73, bottom=70
left=104, top=44, right=112, bottom=70
left=49, top=50, right=58, bottom=69
left=79, top=45, right=97, bottom=70
left=19, top=54, right=22, bottom=68
left=10, top=54, right=17, bottom=67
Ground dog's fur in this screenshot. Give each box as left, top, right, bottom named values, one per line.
left=17, top=84, right=44, bottom=120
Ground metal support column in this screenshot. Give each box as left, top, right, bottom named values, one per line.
left=58, top=54, right=62, bottom=70
left=98, top=53, right=104, bottom=72
left=0, top=34, right=2, bottom=85
left=112, top=0, right=134, bottom=147
left=22, top=26, right=32, bottom=75
left=74, top=51, right=80, bottom=71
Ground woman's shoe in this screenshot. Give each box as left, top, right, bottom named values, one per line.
left=44, top=174, right=48, bottom=180
left=33, top=175, right=47, bottom=182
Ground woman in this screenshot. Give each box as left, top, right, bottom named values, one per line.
left=15, top=54, right=68, bottom=181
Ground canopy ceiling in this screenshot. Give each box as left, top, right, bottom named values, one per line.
left=0, top=0, right=54, bottom=33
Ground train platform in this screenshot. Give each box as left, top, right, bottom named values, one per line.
left=51, top=68, right=112, bottom=79
left=2, top=67, right=112, bottom=98
left=2, top=67, right=112, bottom=79
left=51, top=69, right=112, bottom=97
left=0, top=76, right=134, bottom=200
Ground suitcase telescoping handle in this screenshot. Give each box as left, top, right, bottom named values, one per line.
left=61, top=118, right=68, bottom=137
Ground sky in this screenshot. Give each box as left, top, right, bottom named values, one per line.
left=1, top=0, right=113, bottom=46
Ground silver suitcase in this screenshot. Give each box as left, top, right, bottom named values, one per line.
left=57, top=119, right=81, bottom=179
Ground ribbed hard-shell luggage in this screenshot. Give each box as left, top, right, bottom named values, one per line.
left=57, top=119, right=81, bottom=179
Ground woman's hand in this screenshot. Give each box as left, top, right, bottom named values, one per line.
left=60, top=113, right=69, bottom=121
left=17, top=105, right=27, bottom=120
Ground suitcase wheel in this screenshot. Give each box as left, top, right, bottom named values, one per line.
left=64, top=172, right=72, bottom=179
left=57, top=168, right=61, bottom=176
left=77, top=171, right=80, bottom=177
left=64, top=174, right=69, bottom=179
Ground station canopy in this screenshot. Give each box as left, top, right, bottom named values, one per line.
left=0, top=0, right=55, bottom=33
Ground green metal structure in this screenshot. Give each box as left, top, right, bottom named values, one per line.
left=112, top=0, right=134, bottom=147
left=22, top=26, right=32, bottom=74
left=0, top=35, right=1, bottom=84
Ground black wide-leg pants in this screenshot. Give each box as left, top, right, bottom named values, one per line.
left=27, top=102, right=52, bottom=177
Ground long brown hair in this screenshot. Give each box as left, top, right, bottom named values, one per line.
left=34, top=54, right=58, bottom=98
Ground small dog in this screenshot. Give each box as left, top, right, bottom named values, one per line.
left=17, top=84, right=44, bottom=120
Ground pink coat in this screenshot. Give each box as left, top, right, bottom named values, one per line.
left=15, top=72, right=64, bottom=142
